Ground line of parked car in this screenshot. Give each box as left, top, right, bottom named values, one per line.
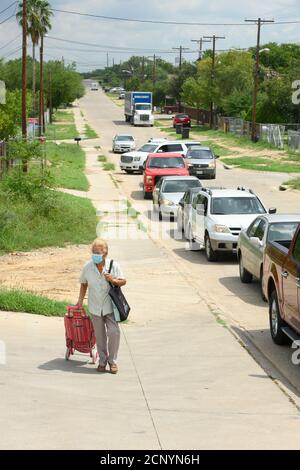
left=112, top=133, right=300, bottom=350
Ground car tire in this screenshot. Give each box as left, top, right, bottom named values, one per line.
left=269, top=290, right=290, bottom=345
left=239, top=254, right=253, bottom=283
left=205, top=234, right=217, bottom=262
left=210, top=173, right=216, bottom=179
left=143, top=191, right=152, bottom=200
left=158, top=207, right=162, bottom=221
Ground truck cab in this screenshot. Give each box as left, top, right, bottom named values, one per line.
left=264, top=224, right=300, bottom=345
left=124, top=91, right=154, bottom=127
left=133, top=102, right=153, bottom=126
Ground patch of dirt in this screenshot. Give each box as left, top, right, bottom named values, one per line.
left=0, top=245, right=91, bottom=303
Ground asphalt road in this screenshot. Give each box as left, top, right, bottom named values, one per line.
left=79, top=84, right=300, bottom=402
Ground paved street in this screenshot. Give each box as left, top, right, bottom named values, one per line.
left=1, top=87, right=300, bottom=449
left=80, top=88, right=300, bottom=398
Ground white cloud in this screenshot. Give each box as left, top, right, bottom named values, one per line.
left=0, top=0, right=299, bottom=70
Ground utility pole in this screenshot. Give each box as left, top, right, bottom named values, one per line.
left=152, top=54, right=157, bottom=89
left=106, top=53, right=109, bottom=68
left=48, top=67, right=53, bottom=124
left=172, top=46, right=190, bottom=112
left=203, top=35, right=225, bottom=128
left=245, top=18, right=274, bottom=142
left=141, top=56, right=145, bottom=81
left=39, top=34, right=44, bottom=136
left=191, top=37, right=211, bottom=60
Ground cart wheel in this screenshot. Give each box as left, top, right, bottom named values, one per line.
left=65, top=347, right=71, bottom=360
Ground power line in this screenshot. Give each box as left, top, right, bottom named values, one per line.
left=50, top=7, right=300, bottom=26
left=0, top=13, right=16, bottom=25
left=46, top=35, right=198, bottom=54
left=0, top=1, right=17, bottom=17
left=1, top=46, right=22, bottom=59
left=0, top=34, right=21, bottom=51
left=51, top=8, right=257, bottom=26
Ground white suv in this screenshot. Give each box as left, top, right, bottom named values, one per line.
left=120, top=140, right=202, bottom=174
left=187, top=187, right=270, bottom=261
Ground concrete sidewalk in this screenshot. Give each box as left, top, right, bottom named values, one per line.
left=0, top=97, right=300, bottom=449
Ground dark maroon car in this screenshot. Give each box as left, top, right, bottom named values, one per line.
left=173, top=113, right=191, bottom=128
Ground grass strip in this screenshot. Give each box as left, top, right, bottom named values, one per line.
left=0, top=288, right=68, bottom=317
left=222, top=156, right=300, bottom=173
left=46, top=142, right=89, bottom=191
left=0, top=191, right=97, bottom=254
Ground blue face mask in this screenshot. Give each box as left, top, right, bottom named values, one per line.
left=92, top=254, right=103, bottom=264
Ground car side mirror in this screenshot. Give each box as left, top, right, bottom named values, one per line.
left=250, top=237, right=263, bottom=247
left=215, top=155, right=220, bottom=159
left=179, top=200, right=184, bottom=207
left=269, top=207, right=277, bottom=214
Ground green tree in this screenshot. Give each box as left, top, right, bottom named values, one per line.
left=0, top=90, right=32, bottom=140
left=182, top=77, right=205, bottom=123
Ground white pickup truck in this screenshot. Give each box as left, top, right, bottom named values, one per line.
left=120, top=140, right=203, bottom=174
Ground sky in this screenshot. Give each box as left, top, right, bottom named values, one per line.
left=0, top=0, right=300, bottom=71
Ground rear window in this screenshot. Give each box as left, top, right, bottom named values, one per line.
left=148, top=157, right=185, bottom=169
left=175, top=114, right=189, bottom=118
left=187, top=149, right=213, bottom=159
left=162, top=180, right=201, bottom=193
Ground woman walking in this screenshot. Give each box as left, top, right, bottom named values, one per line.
left=77, top=238, right=126, bottom=374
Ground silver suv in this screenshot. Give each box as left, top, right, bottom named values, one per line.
left=185, top=146, right=217, bottom=179
left=187, top=187, right=271, bottom=261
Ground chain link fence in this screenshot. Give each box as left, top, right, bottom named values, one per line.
left=258, top=124, right=285, bottom=149
left=0, top=138, right=47, bottom=179
left=218, top=117, right=288, bottom=149
left=288, top=130, right=300, bottom=152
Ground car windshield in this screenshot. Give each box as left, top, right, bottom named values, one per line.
left=138, top=144, right=157, bottom=153
left=187, top=150, right=213, bottom=159
left=116, top=136, right=134, bottom=141
left=267, top=222, right=299, bottom=242
left=149, top=157, right=185, bottom=169
left=136, top=104, right=151, bottom=110
left=211, top=197, right=266, bottom=215
left=163, top=180, right=201, bottom=193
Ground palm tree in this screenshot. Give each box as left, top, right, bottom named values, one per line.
left=37, top=0, right=53, bottom=134
left=17, top=0, right=41, bottom=117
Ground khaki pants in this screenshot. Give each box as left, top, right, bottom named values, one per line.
left=91, top=313, right=120, bottom=366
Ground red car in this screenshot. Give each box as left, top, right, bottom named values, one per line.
left=143, top=153, right=189, bottom=199
left=173, top=113, right=191, bottom=128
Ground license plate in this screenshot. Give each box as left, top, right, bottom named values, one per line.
left=196, top=170, right=204, bottom=174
